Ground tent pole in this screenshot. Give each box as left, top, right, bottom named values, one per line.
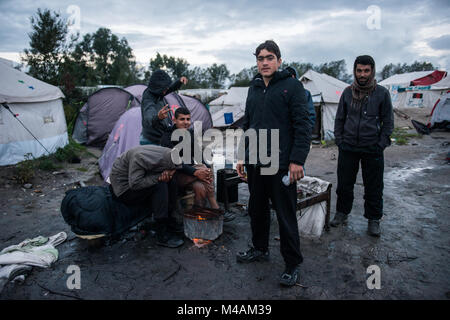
left=1, top=103, right=51, bottom=156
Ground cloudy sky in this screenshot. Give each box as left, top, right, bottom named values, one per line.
left=0, top=0, right=449, bottom=75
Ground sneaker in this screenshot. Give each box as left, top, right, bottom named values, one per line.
left=223, top=211, right=236, bottom=222
left=280, top=265, right=300, bottom=287
left=156, top=231, right=184, bottom=248
left=367, top=219, right=381, bottom=237
left=330, top=211, right=348, bottom=227
left=236, top=247, right=269, bottom=263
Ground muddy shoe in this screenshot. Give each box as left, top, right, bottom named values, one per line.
left=156, top=231, right=184, bottom=248
left=280, top=264, right=300, bottom=287
left=236, top=247, right=269, bottom=263
left=330, top=211, right=348, bottom=227
left=223, top=211, right=236, bottom=222
left=368, top=219, right=381, bottom=237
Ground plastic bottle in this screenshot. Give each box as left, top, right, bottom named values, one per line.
left=282, top=172, right=290, bottom=186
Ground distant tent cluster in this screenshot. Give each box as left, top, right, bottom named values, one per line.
left=2, top=63, right=449, bottom=168
left=379, top=70, right=449, bottom=109
left=208, top=70, right=348, bottom=141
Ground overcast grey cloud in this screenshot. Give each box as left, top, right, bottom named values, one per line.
left=0, top=0, right=449, bottom=74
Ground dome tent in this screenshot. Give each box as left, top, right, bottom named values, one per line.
left=72, top=87, right=140, bottom=148
left=0, top=61, right=68, bottom=166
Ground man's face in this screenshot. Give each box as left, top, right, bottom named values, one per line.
left=174, top=113, right=191, bottom=129
left=257, top=49, right=282, bottom=79
left=355, top=64, right=373, bottom=86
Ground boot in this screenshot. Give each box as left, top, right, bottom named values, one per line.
left=330, top=211, right=348, bottom=227
left=154, top=219, right=184, bottom=248
left=368, top=219, right=381, bottom=237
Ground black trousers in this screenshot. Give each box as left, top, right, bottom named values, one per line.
left=336, top=146, right=384, bottom=220
left=111, top=179, right=178, bottom=221
left=246, top=165, right=303, bottom=267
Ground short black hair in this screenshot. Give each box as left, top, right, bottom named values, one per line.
left=175, top=107, right=190, bottom=119
left=354, top=55, right=375, bottom=71
left=254, top=40, right=281, bottom=59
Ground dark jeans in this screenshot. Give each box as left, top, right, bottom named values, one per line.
left=111, top=179, right=178, bottom=221
left=246, top=165, right=303, bottom=267
left=336, top=145, right=384, bottom=220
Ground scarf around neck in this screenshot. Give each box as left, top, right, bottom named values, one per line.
left=350, top=70, right=377, bottom=108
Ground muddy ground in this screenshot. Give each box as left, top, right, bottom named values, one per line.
left=0, top=113, right=449, bottom=300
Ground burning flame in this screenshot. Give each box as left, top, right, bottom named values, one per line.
left=192, top=238, right=212, bottom=247
left=196, top=215, right=207, bottom=221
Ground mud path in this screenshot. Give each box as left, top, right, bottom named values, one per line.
left=0, top=132, right=449, bottom=300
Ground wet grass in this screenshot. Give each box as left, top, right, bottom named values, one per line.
left=391, top=127, right=422, bottom=145
left=13, top=138, right=88, bottom=184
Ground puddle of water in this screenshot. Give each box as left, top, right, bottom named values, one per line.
left=385, top=153, right=436, bottom=185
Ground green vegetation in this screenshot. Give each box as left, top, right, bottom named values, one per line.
left=13, top=138, right=88, bottom=184
left=391, top=127, right=422, bottom=145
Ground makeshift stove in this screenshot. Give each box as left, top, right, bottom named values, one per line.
left=183, top=207, right=224, bottom=245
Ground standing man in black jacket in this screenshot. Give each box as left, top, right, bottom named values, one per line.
left=332, top=55, right=394, bottom=237
left=235, top=40, right=311, bottom=286
left=140, top=70, right=188, bottom=145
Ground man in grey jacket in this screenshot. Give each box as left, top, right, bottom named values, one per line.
left=109, top=144, right=184, bottom=247
left=332, top=55, right=394, bottom=236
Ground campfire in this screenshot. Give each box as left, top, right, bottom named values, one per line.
left=192, top=238, right=212, bottom=248
left=183, top=208, right=224, bottom=246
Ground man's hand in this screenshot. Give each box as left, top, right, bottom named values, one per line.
left=158, top=104, right=170, bottom=120
left=236, top=162, right=247, bottom=181
left=289, top=163, right=304, bottom=184
left=180, top=77, right=188, bottom=85
left=194, top=168, right=212, bottom=184
left=158, top=169, right=175, bottom=182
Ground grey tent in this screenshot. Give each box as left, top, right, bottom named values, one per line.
left=124, top=84, right=147, bottom=104
left=98, top=92, right=213, bottom=182
left=72, top=87, right=140, bottom=148
left=163, top=92, right=213, bottom=129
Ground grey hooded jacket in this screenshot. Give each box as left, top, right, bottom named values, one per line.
left=109, top=145, right=179, bottom=197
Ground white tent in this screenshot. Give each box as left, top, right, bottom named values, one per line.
left=379, top=71, right=448, bottom=109
left=0, top=61, right=68, bottom=166
left=431, top=75, right=450, bottom=91
left=429, top=92, right=450, bottom=128
left=210, top=87, right=249, bottom=128
left=299, top=70, right=348, bottom=140
left=378, top=71, right=431, bottom=87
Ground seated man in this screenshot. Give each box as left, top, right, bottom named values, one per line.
left=109, top=144, right=184, bottom=248
left=160, top=107, right=221, bottom=211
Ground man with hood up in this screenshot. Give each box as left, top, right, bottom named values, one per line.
left=332, top=55, right=394, bottom=237
left=140, top=70, right=188, bottom=145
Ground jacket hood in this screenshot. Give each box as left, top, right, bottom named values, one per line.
left=148, top=70, right=172, bottom=96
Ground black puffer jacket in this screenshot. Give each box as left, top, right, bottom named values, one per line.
left=334, top=85, right=394, bottom=150
left=141, top=71, right=183, bottom=144
left=241, top=70, right=312, bottom=169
